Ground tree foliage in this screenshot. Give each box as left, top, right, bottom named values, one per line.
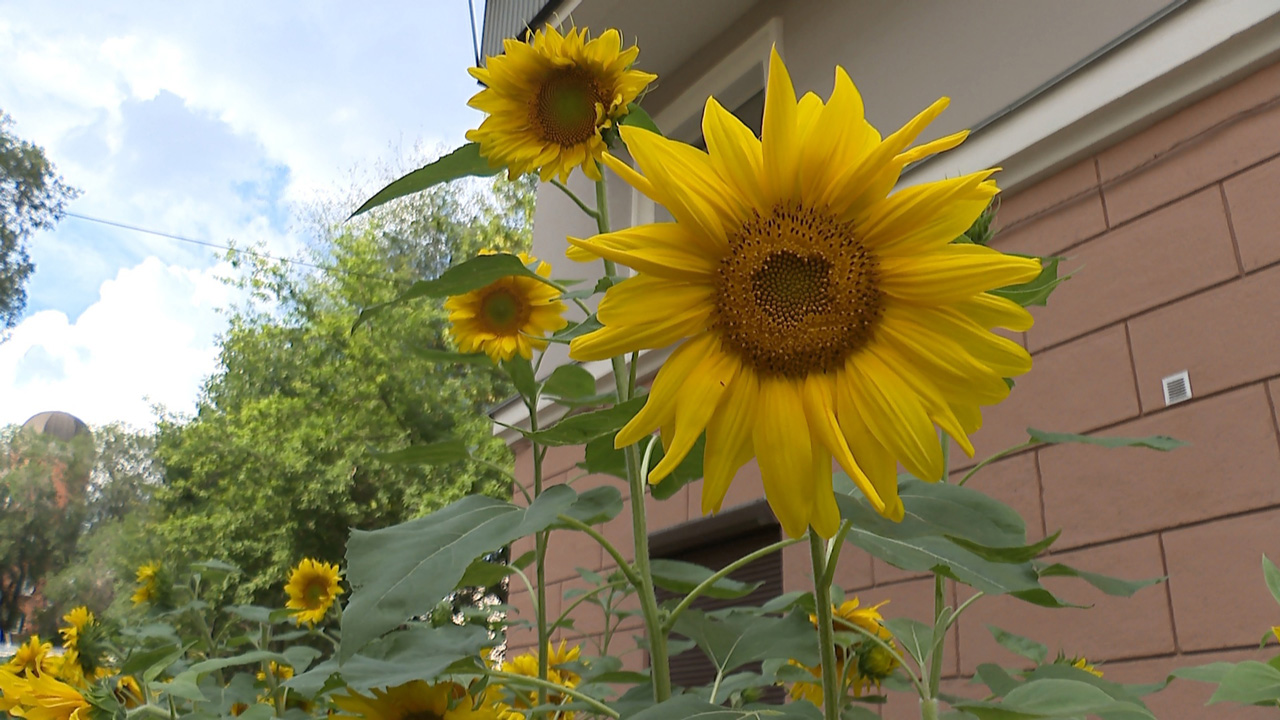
left=151, top=172, right=534, bottom=602
left=0, top=111, right=79, bottom=335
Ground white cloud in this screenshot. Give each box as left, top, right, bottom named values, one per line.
left=0, top=257, right=239, bottom=428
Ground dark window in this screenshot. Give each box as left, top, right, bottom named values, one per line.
left=655, top=519, right=786, bottom=703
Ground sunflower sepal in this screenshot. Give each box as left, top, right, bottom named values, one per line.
left=349, top=143, right=501, bottom=218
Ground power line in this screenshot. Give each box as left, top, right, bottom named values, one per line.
left=61, top=211, right=394, bottom=283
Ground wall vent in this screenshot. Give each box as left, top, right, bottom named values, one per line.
left=1162, top=371, right=1192, bottom=406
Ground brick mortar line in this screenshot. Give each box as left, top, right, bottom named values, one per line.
left=996, top=143, right=1280, bottom=262
left=1094, top=157, right=1111, bottom=230
left=935, top=642, right=1275, bottom=683
left=1050, top=500, right=1280, bottom=556
left=951, top=372, right=1280, bottom=476
left=1025, top=252, right=1280, bottom=358
left=1263, top=382, right=1280, bottom=460
left=1156, top=532, right=1181, bottom=654
left=1219, top=182, right=1247, bottom=278
left=1122, top=321, right=1144, bottom=417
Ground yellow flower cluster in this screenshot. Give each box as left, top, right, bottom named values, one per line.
left=131, top=561, right=161, bottom=606
left=788, top=598, right=901, bottom=705
left=498, top=641, right=582, bottom=720
left=333, top=679, right=508, bottom=720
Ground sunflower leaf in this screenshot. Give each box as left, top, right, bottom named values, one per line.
left=1263, top=555, right=1280, bottom=606
left=354, top=253, right=554, bottom=330
left=369, top=440, right=471, bottom=465
left=349, top=142, right=499, bottom=218
left=987, top=625, right=1048, bottom=664
left=1026, top=428, right=1187, bottom=451
left=669, top=609, right=821, bottom=677
left=1035, top=562, right=1163, bottom=597
left=341, top=486, right=578, bottom=659
left=650, top=559, right=761, bottom=600
left=289, top=625, right=493, bottom=694
left=952, top=678, right=1155, bottom=719
left=990, top=255, right=1069, bottom=307
left=524, top=395, right=647, bottom=446
left=1208, top=661, right=1280, bottom=706
left=541, top=364, right=598, bottom=400
left=620, top=103, right=663, bottom=136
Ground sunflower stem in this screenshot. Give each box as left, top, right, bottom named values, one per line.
left=927, top=429, right=951, bottom=702
left=809, top=531, right=843, bottom=720
left=592, top=173, right=672, bottom=703
left=486, top=670, right=621, bottom=719
left=663, top=537, right=802, bottom=633
left=551, top=178, right=599, bottom=220
left=527, top=396, right=550, bottom=717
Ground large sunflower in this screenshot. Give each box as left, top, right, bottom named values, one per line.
left=446, top=252, right=568, bottom=363
left=567, top=49, right=1040, bottom=538
left=16, top=673, right=92, bottom=720
left=284, top=558, right=344, bottom=626
left=467, top=25, right=657, bottom=182
left=333, top=680, right=501, bottom=720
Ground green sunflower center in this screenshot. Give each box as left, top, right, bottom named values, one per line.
left=481, top=288, right=526, bottom=332
left=532, top=68, right=606, bottom=147
left=714, top=204, right=881, bottom=378
left=303, top=579, right=328, bottom=606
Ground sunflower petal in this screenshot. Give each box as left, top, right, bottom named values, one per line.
left=753, top=377, right=815, bottom=538
left=703, top=97, right=766, bottom=211
left=846, top=352, right=944, bottom=482
left=800, top=373, right=885, bottom=514
left=761, top=46, right=801, bottom=204
left=835, top=377, right=904, bottom=521
left=565, top=223, right=720, bottom=281
left=615, top=335, right=716, bottom=447
left=956, top=292, right=1035, bottom=332
left=649, top=350, right=740, bottom=483
left=569, top=304, right=710, bottom=360
left=880, top=245, right=1042, bottom=303
left=702, top=370, right=758, bottom=514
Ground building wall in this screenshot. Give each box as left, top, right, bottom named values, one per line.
left=505, top=36, right=1280, bottom=720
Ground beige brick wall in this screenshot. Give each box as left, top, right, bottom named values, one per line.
left=507, top=58, right=1280, bottom=719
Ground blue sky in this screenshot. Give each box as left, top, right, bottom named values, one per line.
left=0, top=1, right=489, bottom=427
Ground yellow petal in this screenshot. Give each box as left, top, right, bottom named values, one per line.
left=905, top=306, right=1033, bottom=378
left=800, top=373, right=885, bottom=514
left=569, top=304, right=710, bottom=360
left=859, top=171, right=999, bottom=255
left=702, top=370, right=758, bottom=514
left=800, top=66, right=876, bottom=201
left=702, top=97, right=766, bottom=211
left=880, top=245, right=1042, bottom=304
left=565, top=223, right=720, bottom=281
left=615, top=335, right=716, bottom=447
left=753, top=377, right=814, bottom=538
left=846, top=352, right=944, bottom=482
left=834, top=376, right=904, bottom=521
left=956, top=292, right=1034, bottom=332
left=648, top=350, right=740, bottom=483
left=619, top=125, right=740, bottom=249
left=808, top=440, right=842, bottom=538
left=761, top=46, right=801, bottom=204
left=597, top=275, right=715, bottom=326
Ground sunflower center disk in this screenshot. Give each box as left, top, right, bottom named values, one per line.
left=401, top=712, right=443, bottom=720
left=714, top=204, right=881, bottom=378
left=532, top=68, right=605, bottom=146
left=481, top=289, right=524, bottom=331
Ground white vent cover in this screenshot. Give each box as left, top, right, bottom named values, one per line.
left=1162, top=371, right=1192, bottom=406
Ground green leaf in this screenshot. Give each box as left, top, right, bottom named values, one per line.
left=414, top=348, right=491, bottom=364
left=554, top=485, right=624, bottom=526
left=1035, top=562, right=1163, bottom=597
left=1026, top=428, right=1186, bottom=451
left=626, top=695, right=822, bottom=720
left=580, top=434, right=629, bottom=478
left=542, top=364, right=598, bottom=400
left=525, top=396, right=647, bottom=446
left=884, top=617, right=933, bottom=668
left=973, top=663, right=1022, bottom=698
left=371, top=441, right=470, bottom=465
left=987, top=625, right=1048, bottom=664
left=341, top=486, right=578, bottom=659
left=953, top=678, right=1154, bottom=719
left=1263, top=556, right=1280, bottom=607
left=186, top=650, right=290, bottom=676
left=288, top=625, right=493, bottom=695
left=457, top=558, right=516, bottom=589
left=121, top=643, right=188, bottom=680
left=650, top=433, right=707, bottom=500
left=1170, top=662, right=1236, bottom=684
left=947, top=531, right=1060, bottom=564
left=350, top=143, right=499, bottom=218
left=671, top=610, right=821, bottom=676
left=1209, top=661, right=1280, bottom=705
left=619, top=104, right=663, bottom=136
left=990, top=256, right=1069, bottom=308
left=650, top=559, right=762, bottom=600
left=354, top=253, right=555, bottom=329
left=547, top=314, right=603, bottom=343
left=503, top=355, right=538, bottom=401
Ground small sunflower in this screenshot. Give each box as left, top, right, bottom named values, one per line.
left=6, top=635, right=54, bottom=676
left=500, top=641, right=582, bottom=718
left=131, top=562, right=161, bottom=606
left=1057, top=654, right=1103, bottom=678
left=467, top=25, right=657, bottom=182
left=567, top=48, right=1040, bottom=538
left=333, top=680, right=501, bottom=720
left=445, top=252, right=568, bottom=363
left=59, top=607, right=94, bottom=648
left=114, top=676, right=144, bottom=709
left=256, top=661, right=294, bottom=684
left=284, top=558, right=344, bottom=626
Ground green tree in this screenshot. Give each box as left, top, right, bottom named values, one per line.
left=0, top=111, right=79, bottom=335
left=152, top=173, right=534, bottom=602
left=0, top=426, right=93, bottom=637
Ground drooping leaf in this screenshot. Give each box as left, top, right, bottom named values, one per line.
left=884, top=617, right=933, bottom=668
left=354, top=253, right=555, bottom=329
left=1026, top=428, right=1186, bottom=451
left=1170, top=662, right=1236, bottom=684
left=952, top=678, right=1154, bottom=718
left=525, top=396, right=647, bottom=446
left=973, top=663, right=1022, bottom=698
left=1208, top=661, right=1280, bottom=705
left=542, top=364, right=598, bottom=401
left=947, top=531, right=1060, bottom=564
left=457, top=558, right=516, bottom=589
left=288, top=625, right=492, bottom=695
left=350, top=143, right=499, bottom=218
left=1035, top=562, right=1163, bottom=597
left=671, top=610, right=821, bottom=677
left=546, top=314, right=603, bottom=343
left=503, top=355, right=539, bottom=401
left=1262, top=555, right=1280, bottom=607
left=553, top=485, right=624, bottom=526
left=987, top=625, right=1048, bottom=664
left=370, top=441, right=470, bottom=465
left=341, top=486, right=578, bottom=658
left=650, top=559, right=762, bottom=600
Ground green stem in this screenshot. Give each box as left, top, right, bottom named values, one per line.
left=552, top=579, right=629, bottom=636
left=486, top=670, right=620, bottom=719
left=920, top=697, right=941, bottom=720
left=819, top=520, right=852, bottom=591
left=554, top=515, right=643, bottom=589
left=957, top=441, right=1038, bottom=486
left=551, top=178, right=599, bottom=219
left=592, top=173, right=671, bottom=703
left=809, top=532, right=842, bottom=720
left=664, top=538, right=802, bottom=632
left=844, top=621, right=925, bottom=698
left=527, top=397, right=550, bottom=716
left=927, top=430, right=952, bottom=700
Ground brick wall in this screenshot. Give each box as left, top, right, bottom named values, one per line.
left=506, top=58, right=1280, bottom=719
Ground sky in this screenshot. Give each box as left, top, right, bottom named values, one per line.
left=0, top=1, right=488, bottom=429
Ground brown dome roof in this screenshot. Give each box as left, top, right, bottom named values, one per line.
left=21, top=411, right=91, bottom=442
